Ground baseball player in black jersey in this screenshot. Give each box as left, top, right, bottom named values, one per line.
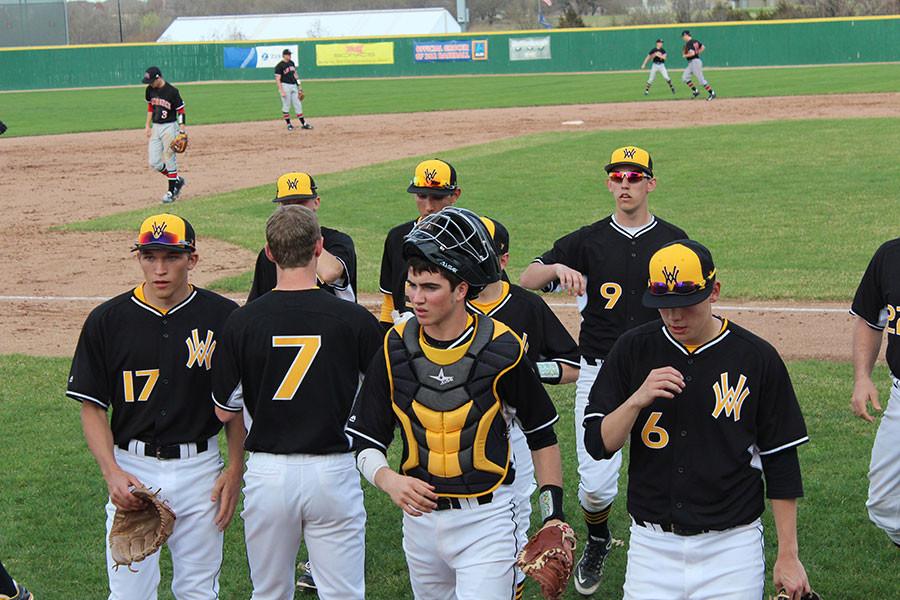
left=0, top=560, right=30, bottom=600
left=274, top=49, right=312, bottom=131
left=470, top=216, right=579, bottom=599
left=247, top=172, right=357, bottom=303
left=640, top=39, right=676, bottom=96
left=584, top=240, right=813, bottom=599
left=850, top=238, right=900, bottom=548
left=142, top=67, right=187, bottom=203
left=213, top=205, right=382, bottom=599
left=378, top=159, right=461, bottom=328
left=520, top=146, right=687, bottom=595
left=347, top=207, right=569, bottom=599
left=681, top=30, right=716, bottom=100
left=67, top=214, right=243, bottom=599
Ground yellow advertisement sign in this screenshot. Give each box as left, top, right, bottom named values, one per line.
left=315, top=42, right=395, bottom=67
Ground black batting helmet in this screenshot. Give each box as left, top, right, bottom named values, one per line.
left=403, top=207, right=501, bottom=299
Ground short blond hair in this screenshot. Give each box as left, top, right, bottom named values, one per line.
left=266, top=205, right=321, bottom=268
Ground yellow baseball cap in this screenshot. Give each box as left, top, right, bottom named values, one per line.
left=643, top=240, right=716, bottom=308
left=605, top=146, right=653, bottom=176
left=274, top=172, right=318, bottom=203
left=407, top=159, right=458, bottom=196
left=132, top=213, right=196, bottom=253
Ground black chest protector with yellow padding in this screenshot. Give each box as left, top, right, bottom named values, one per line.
left=387, top=315, right=523, bottom=497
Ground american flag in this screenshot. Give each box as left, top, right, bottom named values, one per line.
left=542, top=0, right=553, bottom=6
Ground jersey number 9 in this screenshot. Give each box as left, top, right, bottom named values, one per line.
left=600, top=282, right=622, bottom=309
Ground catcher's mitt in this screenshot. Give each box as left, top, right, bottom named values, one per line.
left=170, top=131, right=189, bottom=154
left=516, top=521, right=576, bottom=600
left=299, top=90, right=305, bottom=101
left=109, top=486, right=176, bottom=571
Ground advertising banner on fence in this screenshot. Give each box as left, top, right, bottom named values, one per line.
left=509, top=37, right=551, bottom=61
left=315, top=42, right=394, bottom=66
left=414, top=39, right=488, bottom=62
left=223, top=45, right=298, bottom=69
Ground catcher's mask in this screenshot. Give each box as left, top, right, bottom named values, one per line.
left=403, top=207, right=501, bottom=299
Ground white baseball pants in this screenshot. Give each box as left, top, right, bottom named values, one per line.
left=402, top=484, right=519, bottom=600
left=509, top=422, right=535, bottom=585
left=105, top=440, right=224, bottom=600
left=576, top=359, right=622, bottom=511
left=647, top=63, right=671, bottom=83
left=682, top=58, right=708, bottom=86
left=866, top=378, right=900, bottom=544
left=280, top=83, right=304, bottom=116
left=623, top=519, right=765, bottom=600
left=241, top=451, right=366, bottom=600
left=148, top=122, right=178, bottom=174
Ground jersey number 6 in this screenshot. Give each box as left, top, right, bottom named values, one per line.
left=641, top=411, right=669, bottom=449
left=272, top=336, right=322, bottom=400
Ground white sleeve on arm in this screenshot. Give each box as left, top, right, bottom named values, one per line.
left=357, top=447, right=389, bottom=486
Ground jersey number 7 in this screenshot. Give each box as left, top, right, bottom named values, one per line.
left=272, top=336, right=322, bottom=400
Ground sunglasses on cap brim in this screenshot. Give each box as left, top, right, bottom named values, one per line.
left=134, top=230, right=193, bottom=249
left=648, top=270, right=716, bottom=296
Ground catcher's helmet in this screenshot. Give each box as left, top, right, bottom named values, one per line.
left=403, top=207, right=501, bottom=299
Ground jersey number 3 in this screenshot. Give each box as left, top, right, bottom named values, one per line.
left=272, top=336, right=322, bottom=400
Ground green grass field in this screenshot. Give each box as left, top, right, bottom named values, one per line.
left=0, top=355, right=895, bottom=598
left=1, top=63, right=898, bottom=137
left=65, top=116, right=900, bottom=301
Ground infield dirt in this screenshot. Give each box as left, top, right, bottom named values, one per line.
left=3, top=93, right=897, bottom=357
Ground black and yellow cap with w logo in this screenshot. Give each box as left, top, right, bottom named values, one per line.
left=274, top=172, right=318, bottom=203
left=643, top=240, right=716, bottom=308
left=605, top=146, right=653, bottom=176
left=407, top=159, right=458, bottom=196
left=132, top=213, right=196, bottom=253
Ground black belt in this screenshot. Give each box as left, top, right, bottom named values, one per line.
left=637, top=521, right=710, bottom=537
left=434, top=493, right=493, bottom=511
left=582, top=356, right=602, bottom=366
left=118, top=439, right=209, bottom=460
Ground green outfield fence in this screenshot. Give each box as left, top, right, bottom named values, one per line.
left=1, top=15, right=899, bottom=91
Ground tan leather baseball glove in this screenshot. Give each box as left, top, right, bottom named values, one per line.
left=516, top=521, right=576, bottom=600
left=170, top=132, right=189, bottom=154
left=109, top=486, right=176, bottom=571
left=299, top=89, right=305, bottom=101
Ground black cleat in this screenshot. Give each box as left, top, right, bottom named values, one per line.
left=296, top=561, right=316, bottom=592
left=171, top=176, right=186, bottom=200
left=301, top=122, right=313, bottom=130
left=691, top=90, right=700, bottom=99
left=707, top=91, right=717, bottom=101
left=287, top=123, right=295, bottom=131
left=573, top=536, right=612, bottom=596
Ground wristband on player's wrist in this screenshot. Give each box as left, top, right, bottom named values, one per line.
left=535, top=361, right=562, bottom=385
left=538, top=484, right=565, bottom=524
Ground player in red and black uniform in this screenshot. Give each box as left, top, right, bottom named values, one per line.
left=583, top=240, right=812, bottom=598
left=143, top=66, right=187, bottom=203
left=640, top=39, right=676, bottom=96
left=468, top=216, right=579, bottom=598
left=274, top=49, right=311, bottom=130
left=67, top=213, right=243, bottom=598
left=213, top=205, right=382, bottom=599
left=378, top=159, right=461, bottom=328
left=681, top=30, right=716, bottom=100
left=247, top=172, right=357, bottom=303
left=520, top=146, right=687, bottom=595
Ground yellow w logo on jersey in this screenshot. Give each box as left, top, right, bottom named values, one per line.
left=711, top=372, right=750, bottom=422
left=185, top=329, right=216, bottom=370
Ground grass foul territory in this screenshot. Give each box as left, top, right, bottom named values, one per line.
left=65, top=116, right=900, bottom=302
left=0, top=354, right=895, bottom=597
left=1, top=63, right=898, bottom=137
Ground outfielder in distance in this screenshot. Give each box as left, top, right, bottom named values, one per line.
left=640, top=39, right=676, bottom=96
left=213, top=205, right=382, bottom=599
left=67, top=214, right=243, bottom=599
left=347, top=207, right=569, bottom=599
left=520, top=146, right=687, bottom=596
left=143, top=66, right=187, bottom=203
left=681, top=30, right=716, bottom=101
left=850, top=238, right=900, bottom=549
left=584, top=240, right=813, bottom=599
left=274, top=48, right=313, bottom=131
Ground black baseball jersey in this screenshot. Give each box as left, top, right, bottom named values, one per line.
left=274, top=60, right=298, bottom=85
left=584, top=318, right=808, bottom=530
left=684, top=39, right=703, bottom=61
left=648, top=48, right=667, bottom=63
left=145, top=82, right=184, bottom=124
left=535, top=215, right=687, bottom=360
left=467, top=281, right=579, bottom=369
left=246, top=226, right=358, bottom=303
left=212, top=289, right=382, bottom=455
left=67, top=286, right=238, bottom=446
left=347, top=316, right=559, bottom=457
left=851, top=238, right=900, bottom=377
left=379, top=219, right=417, bottom=319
